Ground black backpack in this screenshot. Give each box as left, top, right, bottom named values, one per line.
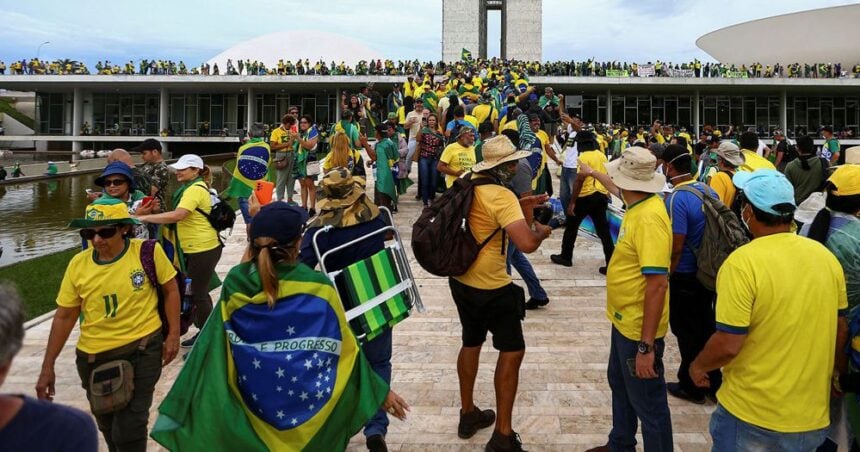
left=193, top=185, right=236, bottom=232
left=411, top=173, right=504, bottom=277
left=447, top=121, right=465, bottom=146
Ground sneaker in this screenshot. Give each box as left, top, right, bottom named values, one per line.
left=485, top=430, right=527, bottom=452
left=308, top=208, right=316, bottom=217
left=366, top=434, right=388, bottom=452
left=598, top=266, right=608, bottom=275
left=550, top=254, right=572, bottom=267
left=667, top=382, right=706, bottom=405
left=458, top=406, right=496, bottom=439
left=181, top=333, right=199, bottom=348
left=524, top=298, right=549, bottom=310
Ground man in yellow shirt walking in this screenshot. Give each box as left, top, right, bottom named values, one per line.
left=690, top=170, right=848, bottom=450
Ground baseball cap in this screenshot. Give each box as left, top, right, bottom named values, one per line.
left=827, top=165, right=860, bottom=197
left=732, top=170, right=796, bottom=215
left=169, top=154, right=204, bottom=170
left=250, top=203, right=308, bottom=244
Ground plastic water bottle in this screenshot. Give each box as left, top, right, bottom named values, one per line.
left=182, top=278, right=193, bottom=313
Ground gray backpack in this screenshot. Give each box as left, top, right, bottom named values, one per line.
left=671, top=184, right=750, bottom=291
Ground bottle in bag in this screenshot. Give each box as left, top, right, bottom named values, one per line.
left=182, top=278, right=193, bottom=313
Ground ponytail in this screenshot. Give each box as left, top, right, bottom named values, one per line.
left=250, top=237, right=300, bottom=308
left=200, top=165, right=213, bottom=187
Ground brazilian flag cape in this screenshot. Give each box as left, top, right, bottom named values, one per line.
left=151, top=262, right=388, bottom=451
left=225, top=138, right=272, bottom=199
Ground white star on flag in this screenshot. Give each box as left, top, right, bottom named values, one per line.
left=316, top=381, right=321, bottom=388
left=252, top=393, right=258, bottom=401
left=300, top=391, right=309, bottom=401
left=288, top=390, right=294, bottom=396
left=326, top=387, right=331, bottom=394
left=309, top=404, right=315, bottom=410
left=324, top=375, right=330, bottom=382
left=326, top=358, right=332, bottom=366
left=291, top=376, right=298, bottom=383
left=276, top=367, right=285, bottom=378
left=276, top=386, right=283, bottom=392
left=286, top=326, right=296, bottom=336
left=316, top=390, right=324, bottom=400
left=317, top=359, right=324, bottom=368
left=317, top=373, right=322, bottom=379
left=313, top=352, right=319, bottom=359
left=252, top=358, right=261, bottom=369
left=242, top=375, right=248, bottom=381
left=304, top=360, right=313, bottom=370
left=276, top=410, right=285, bottom=419
left=286, top=354, right=293, bottom=361
left=291, top=418, right=298, bottom=426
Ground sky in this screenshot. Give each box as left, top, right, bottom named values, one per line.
left=0, top=0, right=856, bottom=66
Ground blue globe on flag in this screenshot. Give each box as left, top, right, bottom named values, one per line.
left=236, top=144, right=271, bottom=181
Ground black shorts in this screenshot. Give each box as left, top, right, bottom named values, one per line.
left=448, top=278, right=526, bottom=352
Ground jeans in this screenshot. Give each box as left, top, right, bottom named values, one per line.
left=362, top=329, right=393, bottom=438
left=506, top=242, right=548, bottom=301
left=275, top=152, right=296, bottom=201
left=710, top=404, right=828, bottom=452
left=76, top=333, right=164, bottom=452
left=237, top=197, right=251, bottom=224
left=418, top=157, right=439, bottom=205
left=405, top=139, right=418, bottom=170
left=607, top=326, right=673, bottom=452
left=669, top=273, right=721, bottom=398
left=559, top=167, right=578, bottom=209
left=560, top=193, right=615, bottom=264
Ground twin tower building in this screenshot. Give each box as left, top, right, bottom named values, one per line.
left=442, top=0, right=543, bottom=62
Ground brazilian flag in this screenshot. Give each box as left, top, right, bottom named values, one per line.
left=224, top=139, right=272, bottom=199
left=461, top=48, right=472, bottom=61
left=151, top=262, right=389, bottom=451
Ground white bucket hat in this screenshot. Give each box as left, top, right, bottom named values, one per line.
left=605, top=147, right=666, bottom=193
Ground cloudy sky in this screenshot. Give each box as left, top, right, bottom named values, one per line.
left=0, top=0, right=855, bottom=65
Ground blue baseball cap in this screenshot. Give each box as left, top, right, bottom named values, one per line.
left=95, top=162, right=135, bottom=190
left=732, top=170, right=796, bottom=215
left=250, top=203, right=308, bottom=244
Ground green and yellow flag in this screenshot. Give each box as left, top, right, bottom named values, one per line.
left=461, top=48, right=472, bottom=61
left=151, top=262, right=389, bottom=451
left=225, top=138, right=272, bottom=198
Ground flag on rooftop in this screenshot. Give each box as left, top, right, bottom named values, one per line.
left=461, top=48, right=472, bottom=62
left=150, top=262, right=389, bottom=451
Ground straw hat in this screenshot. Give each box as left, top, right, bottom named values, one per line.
left=470, top=135, right=531, bottom=173
left=834, top=146, right=860, bottom=166
left=605, top=147, right=666, bottom=193
left=309, top=168, right=380, bottom=228
left=715, top=141, right=746, bottom=167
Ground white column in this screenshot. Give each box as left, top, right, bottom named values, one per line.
left=605, top=89, right=612, bottom=125
left=246, top=88, right=256, bottom=129
left=335, top=88, right=342, bottom=122
left=780, top=90, right=788, bottom=134
left=72, top=88, right=83, bottom=154
left=159, top=88, right=169, bottom=155
left=693, top=90, right=701, bottom=138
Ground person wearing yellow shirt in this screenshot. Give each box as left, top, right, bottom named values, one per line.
left=709, top=142, right=743, bottom=207
left=472, top=94, right=499, bottom=133
left=737, top=131, right=776, bottom=172
left=37, top=200, right=180, bottom=451
left=578, top=147, right=673, bottom=452
left=550, top=132, right=614, bottom=273
left=437, top=127, right=477, bottom=188
left=270, top=114, right=298, bottom=202
left=690, top=170, right=848, bottom=449
left=135, top=154, right=222, bottom=347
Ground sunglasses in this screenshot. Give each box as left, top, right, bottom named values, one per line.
left=102, top=178, right=128, bottom=187
left=79, top=227, right=119, bottom=240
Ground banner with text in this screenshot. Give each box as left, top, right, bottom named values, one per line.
left=724, top=71, right=749, bottom=79
left=606, top=69, right=630, bottom=77
left=666, top=68, right=695, bottom=77
left=637, top=65, right=655, bottom=77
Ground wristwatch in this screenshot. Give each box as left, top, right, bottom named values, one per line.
left=637, top=341, right=653, bottom=355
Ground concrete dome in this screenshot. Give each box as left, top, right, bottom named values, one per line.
left=207, top=30, right=383, bottom=69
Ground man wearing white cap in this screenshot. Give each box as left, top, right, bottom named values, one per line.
left=579, top=147, right=673, bottom=452
left=690, top=170, right=848, bottom=450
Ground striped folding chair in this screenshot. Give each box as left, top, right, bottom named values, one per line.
left=312, top=207, right=424, bottom=342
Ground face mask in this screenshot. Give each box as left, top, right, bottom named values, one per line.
left=493, top=164, right=517, bottom=184
left=740, top=205, right=752, bottom=233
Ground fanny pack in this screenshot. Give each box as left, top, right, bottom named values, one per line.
left=82, top=332, right=156, bottom=415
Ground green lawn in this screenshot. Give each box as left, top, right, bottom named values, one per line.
left=0, top=98, right=36, bottom=130
left=0, top=248, right=78, bottom=320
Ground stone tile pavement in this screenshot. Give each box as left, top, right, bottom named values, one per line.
left=6, top=165, right=715, bottom=451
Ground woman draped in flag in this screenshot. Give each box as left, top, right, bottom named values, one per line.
left=359, top=124, right=400, bottom=212
left=151, top=203, right=408, bottom=451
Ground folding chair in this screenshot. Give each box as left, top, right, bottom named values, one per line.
left=312, top=207, right=424, bottom=342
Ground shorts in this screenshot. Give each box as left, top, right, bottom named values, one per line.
left=448, top=278, right=526, bottom=352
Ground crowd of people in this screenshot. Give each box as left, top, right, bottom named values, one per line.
left=3, top=56, right=860, bottom=79
left=0, top=63, right=858, bottom=452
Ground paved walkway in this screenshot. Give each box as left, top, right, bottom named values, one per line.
left=6, top=165, right=714, bottom=451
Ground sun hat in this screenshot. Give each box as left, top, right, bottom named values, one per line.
left=250, top=203, right=308, bottom=244
left=470, top=135, right=531, bottom=173
left=732, top=169, right=796, bottom=215
left=715, top=141, right=746, bottom=167
left=827, top=165, right=860, bottom=197
left=605, top=147, right=666, bottom=193
left=833, top=146, right=860, bottom=166
left=170, top=154, right=204, bottom=170
left=68, top=198, right=141, bottom=228
left=308, top=168, right=380, bottom=228
left=95, top=161, right=135, bottom=190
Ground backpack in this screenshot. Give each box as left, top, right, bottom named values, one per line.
left=411, top=173, right=505, bottom=277
left=140, top=240, right=194, bottom=337
left=447, top=121, right=465, bottom=146
left=671, top=184, right=750, bottom=291
left=193, top=185, right=236, bottom=232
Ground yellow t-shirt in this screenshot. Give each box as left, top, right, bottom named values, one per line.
left=439, top=143, right=476, bottom=188
left=708, top=171, right=737, bottom=207
left=472, top=104, right=498, bottom=126
left=577, top=150, right=609, bottom=197
left=57, top=239, right=177, bottom=354
left=715, top=233, right=847, bottom=432
left=453, top=183, right=525, bottom=290
left=464, top=115, right=479, bottom=130
left=501, top=120, right=518, bottom=132
left=176, top=182, right=221, bottom=253
left=606, top=195, right=671, bottom=341
left=739, top=149, right=776, bottom=172
left=269, top=126, right=293, bottom=160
